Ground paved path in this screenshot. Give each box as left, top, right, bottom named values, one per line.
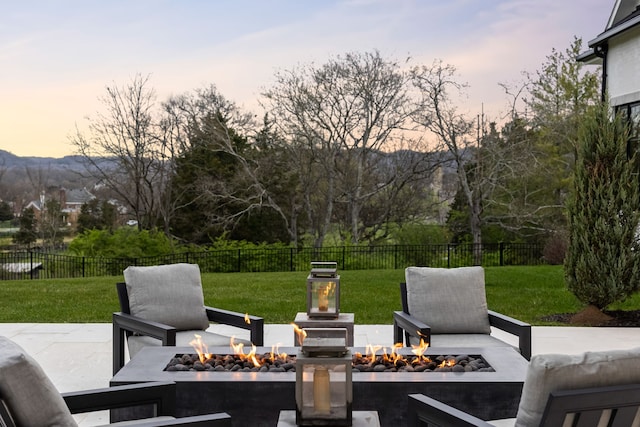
left=1, top=323, right=639, bottom=425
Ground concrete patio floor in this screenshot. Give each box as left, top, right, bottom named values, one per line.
left=1, top=323, right=639, bottom=425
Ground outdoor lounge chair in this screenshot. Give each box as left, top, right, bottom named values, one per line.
left=407, top=347, right=640, bottom=426
left=0, top=335, right=232, bottom=427
left=393, top=266, right=531, bottom=359
left=113, top=263, right=264, bottom=374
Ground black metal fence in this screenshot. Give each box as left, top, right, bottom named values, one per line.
left=0, top=243, right=547, bottom=280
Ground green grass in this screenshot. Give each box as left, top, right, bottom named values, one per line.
left=1, top=265, right=639, bottom=324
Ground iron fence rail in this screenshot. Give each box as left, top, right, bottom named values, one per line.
left=0, top=243, right=546, bottom=280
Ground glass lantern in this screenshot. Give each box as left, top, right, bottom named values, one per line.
left=295, top=329, right=352, bottom=426
left=307, top=262, right=340, bottom=319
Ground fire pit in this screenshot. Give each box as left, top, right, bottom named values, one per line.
left=167, top=334, right=494, bottom=374
left=164, top=351, right=494, bottom=373
left=111, top=345, right=525, bottom=426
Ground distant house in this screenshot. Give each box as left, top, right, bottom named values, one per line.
left=579, top=0, right=640, bottom=120
left=25, top=187, right=95, bottom=227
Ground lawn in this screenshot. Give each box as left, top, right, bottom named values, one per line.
left=1, top=265, right=639, bottom=324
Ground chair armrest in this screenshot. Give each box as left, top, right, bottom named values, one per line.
left=113, top=312, right=178, bottom=343
left=205, top=307, right=264, bottom=346
left=63, top=382, right=232, bottom=426
left=393, top=311, right=431, bottom=346
left=112, top=312, right=177, bottom=374
left=408, top=394, right=494, bottom=427
left=488, top=310, right=531, bottom=360
left=541, top=383, right=640, bottom=427
left=125, top=413, right=232, bottom=426
left=63, top=381, right=177, bottom=415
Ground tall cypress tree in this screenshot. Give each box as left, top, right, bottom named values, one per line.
left=565, top=102, right=640, bottom=310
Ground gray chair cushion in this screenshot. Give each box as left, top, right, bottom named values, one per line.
left=413, top=334, right=515, bottom=350
left=127, top=330, right=253, bottom=359
left=0, top=336, right=78, bottom=427
left=488, top=418, right=515, bottom=426
left=95, top=416, right=176, bottom=427
left=514, top=347, right=640, bottom=427
left=405, top=266, right=491, bottom=334
left=124, top=263, right=209, bottom=331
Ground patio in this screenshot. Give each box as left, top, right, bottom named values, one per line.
left=1, top=323, right=639, bottom=425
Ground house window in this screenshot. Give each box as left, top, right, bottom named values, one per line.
left=615, top=102, right=640, bottom=158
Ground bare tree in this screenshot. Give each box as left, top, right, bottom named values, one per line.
left=262, top=51, right=432, bottom=246
left=70, top=74, right=168, bottom=230
left=411, top=61, right=482, bottom=250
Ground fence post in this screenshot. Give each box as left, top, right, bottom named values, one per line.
left=290, top=248, right=294, bottom=272
left=237, top=249, right=241, bottom=272
left=29, top=251, right=34, bottom=280
left=82, top=256, right=86, bottom=278
left=447, top=244, right=451, bottom=269
left=394, top=245, right=398, bottom=270
left=500, top=242, right=504, bottom=266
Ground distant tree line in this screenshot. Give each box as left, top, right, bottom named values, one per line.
left=9, top=39, right=599, bottom=259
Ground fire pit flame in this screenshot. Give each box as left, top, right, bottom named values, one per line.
left=180, top=327, right=492, bottom=374
left=382, top=343, right=404, bottom=366
left=411, top=337, right=429, bottom=358
left=269, top=344, right=288, bottom=363
left=291, top=323, right=307, bottom=345
left=189, top=334, right=212, bottom=363
left=230, top=338, right=263, bottom=367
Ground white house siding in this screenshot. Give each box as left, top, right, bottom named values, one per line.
left=608, top=25, right=640, bottom=106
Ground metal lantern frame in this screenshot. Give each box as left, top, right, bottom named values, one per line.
left=295, top=329, right=353, bottom=426
left=306, top=262, right=340, bottom=319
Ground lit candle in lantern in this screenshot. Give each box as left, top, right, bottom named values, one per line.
left=317, top=285, right=329, bottom=311
left=313, top=366, right=331, bottom=414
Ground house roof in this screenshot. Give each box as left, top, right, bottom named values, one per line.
left=578, top=0, right=640, bottom=64
left=64, top=188, right=95, bottom=205
left=25, top=187, right=95, bottom=212
left=607, top=0, right=640, bottom=30
left=591, top=0, right=640, bottom=47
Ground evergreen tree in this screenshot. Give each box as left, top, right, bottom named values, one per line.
left=13, top=207, right=38, bottom=248
left=170, top=112, right=248, bottom=244
left=0, top=201, right=13, bottom=222
left=77, top=199, right=118, bottom=233
left=564, top=103, right=640, bottom=310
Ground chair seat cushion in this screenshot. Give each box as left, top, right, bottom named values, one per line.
left=127, top=330, right=253, bottom=359
left=0, top=336, right=78, bottom=427
left=488, top=418, right=516, bottom=427
left=514, top=347, right=640, bottom=427
left=123, top=264, right=209, bottom=331
left=405, top=267, right=491, bottom=334
left=412, top=334, right=517, bottom=352
left=96, top=416, right=175, bottom=426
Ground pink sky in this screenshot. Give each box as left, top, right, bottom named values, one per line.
left=0, top=0, right=612, bottom=157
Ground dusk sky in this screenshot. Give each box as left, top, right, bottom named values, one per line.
left=1, top=0, right=612, bottom=158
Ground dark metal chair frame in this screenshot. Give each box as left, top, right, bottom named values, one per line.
left=113, top=282, right=264, bottom=374
left=393, top=282, right=532, bottom=360
left=1, top=381, right=231, bottom=427
left=408, top=383, right=640, bottom=426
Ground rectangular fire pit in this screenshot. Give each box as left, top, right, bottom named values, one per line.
left=110, top=346, right=527, bottom=426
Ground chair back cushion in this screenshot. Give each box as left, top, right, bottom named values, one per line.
left=515, top=347, right=640, bottom=427
left=405, top=266, right=491, bottom=334
left=123, top=263, right=209, bottom=331
left=0, top=336, right=77, bottom=427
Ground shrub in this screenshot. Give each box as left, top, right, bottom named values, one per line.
left=564, top=103, right=640, bottom=309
